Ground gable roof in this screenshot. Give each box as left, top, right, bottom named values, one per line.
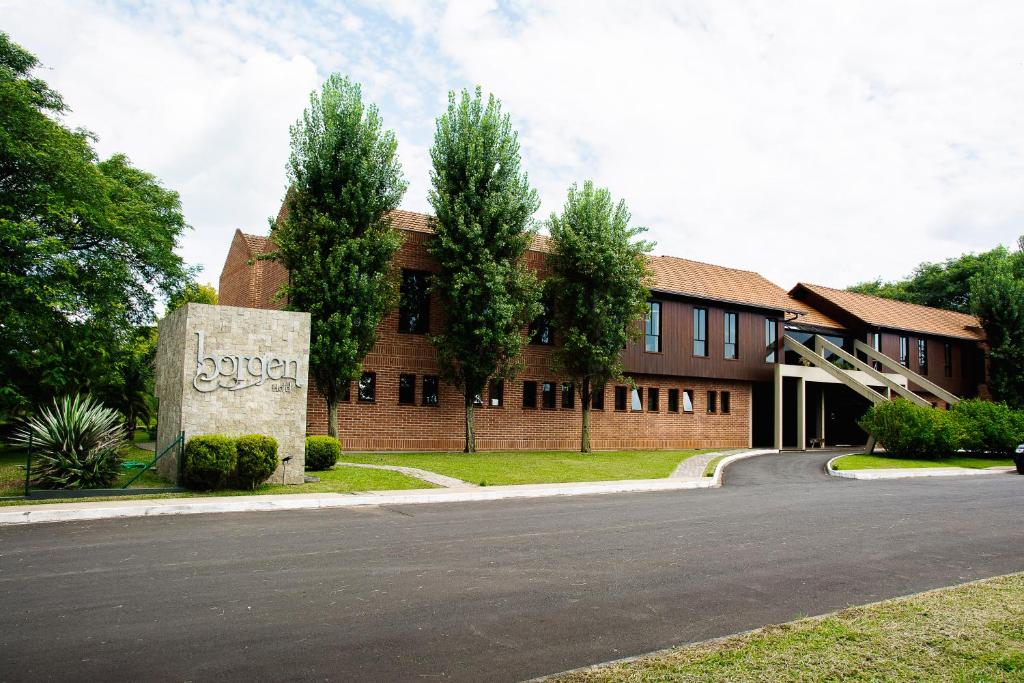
left=793, top=282, right=984, bottom=341
left=647, top=255, right=800, bottom=313
left=785, top=294, right=845, bottom=330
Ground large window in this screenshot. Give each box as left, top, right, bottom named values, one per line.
left=422, top=376, right=439, bottom=406
left=668, top=388, right=679, bottom=413
left=398, top=373, right=415, bottom=405
left=489, top=379, right=504, bottom=407
left=614, top=386, right=627, bottom=411
left=693, top=307, right=708, bottom=356
left=541, top=381, right=556, bottom=409
left=944, top=343, right=953, bottom=378
left=899, top=336, right=909, bottom=367
left=529, top=295, right=554, bottom=345
left=561, top=382, right=574, bottom=409
left=765, top=318, right=777, bottom=363
left=522, top=381, right=537, bottom=409
left=917, top=338, right=928, bottom=375
left=398, top=270, right=430, bottom=333
left=358, top=372, right=376, bottom=402
left=724, top=312, right=738, bottom=359
left=645, top=301, right=661, bottom=353
left=707, top=390, right=717, bottom=414
left=647, top=387, right=659, bottom=412
left=591, top=384, right=605, bottom=410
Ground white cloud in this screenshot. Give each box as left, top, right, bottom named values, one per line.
left=4, top=0, right=1023, bottom=294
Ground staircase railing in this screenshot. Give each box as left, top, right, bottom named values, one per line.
left=853, top=340, right=960, bottom=405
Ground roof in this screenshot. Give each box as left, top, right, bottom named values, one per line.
left=793, top=282, right=984, bottom=341
left=241, top=232, right=269, bottom=254
left=390, top=209, right=554, bottom=252
left=785, top=295, right=845, bottom=330
left=647, top=255, right=800, bottom=313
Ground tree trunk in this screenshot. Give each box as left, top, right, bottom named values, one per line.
left=327, top=395, right=339, bottom=439
left=580, top=378, right=592, bottom=453
left=464, top=396, right=476, bottom=453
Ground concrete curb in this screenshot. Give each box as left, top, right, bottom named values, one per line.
left=825, top=455, right=1015, bottom=480
left=706, top=449, right=779, bottom=487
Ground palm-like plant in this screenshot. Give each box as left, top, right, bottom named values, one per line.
left=11, top=394, right=127, bottom=489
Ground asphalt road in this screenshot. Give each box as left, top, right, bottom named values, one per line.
left=1, top=452, right=1021, bottom=682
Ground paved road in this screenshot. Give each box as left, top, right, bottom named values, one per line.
left=0, top=452, right=1021, bottom=682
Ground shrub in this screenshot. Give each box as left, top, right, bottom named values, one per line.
left=182, top=435, right=237, bottom=490
left=235, top=434, right=279, bottom=489
left=858, top=399, right=960, bottom=459
left=951, top=399, right=1024, bottom=456
left=305, top=435, right=341, bottom=471
left=10, top=394, right=126, bottom=489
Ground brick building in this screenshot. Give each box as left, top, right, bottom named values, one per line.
left=220, top=209, right=986, bottom=451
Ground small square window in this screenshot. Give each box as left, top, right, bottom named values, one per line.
left=358, top=372, right=376, bottom=402
left=561, top=382, right=574, bottom=409
left=721, top=391, right=731, bottom=414
left=489, top=379, right=504, bottom=407
left=542, top=382, right=556, bottom=409
left=631, top=387, right=643, bottom=411
left=398, top=373, right=415, bottom=405
left=522, top=381, right=537, bottom=409
left=668, top=388, right=679, bottom=413
left=683, top=389, right=694, bottom=413
left=591, top=383, right=605, bottom=410
left=422, top=376, right=439, bottom=406
left=707, top=390, right=717, bottom=414
left=647, top=387, right=659, bottom=412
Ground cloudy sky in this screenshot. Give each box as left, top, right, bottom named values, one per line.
left=5, top=1, right=1024, bottom=292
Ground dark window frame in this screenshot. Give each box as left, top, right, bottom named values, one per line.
left=398, top=269, right=431, bottom=334
left=529, top=294, right=555, bottom=346
left=398, top=373, right=416, bottom=405
left=899, top=335, right=909, bottom=367
left=765, top=318, right=778, bottom=363
left=647, top=387, right=659, bottom=412
left=721, top=390, right=731, bottom=414
left=522, top=380, right=538, bottom=409
left=591, top=383, right=605, bottom=411
left=488, top=378, right=504, bottom=408
left=917, top=338, right=928, bottom=375
left=944, top=343, right=953, bottom=378
left=614, top=386, right=627, bottom=411
left=358, top=372, right=376, bottom=403
left=724, top=311, right=739, bottom=359
left=668, top=388, right=679, bottom=413
left=561, top=382, right=575, bottom=409
left=693, top=307, right=708, bottom=357
left=422, top=375, right=439, bottom=406
left=631, top=386, right=643, bottom=411
left=645, top=301, right=662, bottom=353
left=541, top=381, right=557, bottom=410
left=683, top=389, right=694, bottom=413
left=707, top=390, right=717, bottom=414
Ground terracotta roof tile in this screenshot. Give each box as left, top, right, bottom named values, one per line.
left=646, top=255, right=799, bottom=312
left=785, top=295, right=845, bottom=330
left=795, top=283, right=984, bottom=341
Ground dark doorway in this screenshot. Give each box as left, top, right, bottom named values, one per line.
left=751, top=382, right=774, bottom=447
left=823, top=385, right=871, bottom=446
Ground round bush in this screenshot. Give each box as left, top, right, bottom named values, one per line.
left=305, top=435, right=341, bottom=471
left=182, top=434, right=237, bottom=490
left=950, top=399, right=1024, bottom=456
left=858, top=399, right=960, bottom=459
left=235, top=434, right=279, bottom=489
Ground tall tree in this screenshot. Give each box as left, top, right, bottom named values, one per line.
left=970, top=254, right=1024, bottom=407
left=0, top=32, right=191, bottom=417
left=547, top=182, right=653, bottom=452
left=428, top=87, right=541, bottom=452
left=167, top=282, right=218, bottom=312
left=270, top=75, right=406, bottom=438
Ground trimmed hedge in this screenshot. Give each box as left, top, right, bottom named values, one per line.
left=305, top=435, right=341, bottom=471
left=236, top=434, right=279, bottom=489
left=182, top=434, right=238, bottom=490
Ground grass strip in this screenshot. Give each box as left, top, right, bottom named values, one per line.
left=832, top=453, right=1014, bottom=471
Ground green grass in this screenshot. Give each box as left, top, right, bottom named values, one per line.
left=552, top=572, right=1024, bottom=682
left=339, top=450, right=710, bottom=486
left=832, top=453, right=1015, bottom=471
left=703, top=455, right=726, bottom=477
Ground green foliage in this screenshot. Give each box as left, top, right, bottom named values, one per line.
left=235, top=434, right=279, bottom=489
left=270, top=75, right=405, bottom=437
left=10, top=394, right=126, bottom=489
left=950, top=399, right=1024, bottom=455
left=858, top=400, right=960, bottom=459
left=427, top=87, right=542, bottom=452
left=182, top=435, right=237, bottom=490
left=305, top=435, right=341, bottom=471
left=167, top=282, right=218, bottom=312
left=0, top=32, right=192, bottom=418
left=546, top=181, right=653, bottom=451
left=101, top=327, right=156, bottom=432
left=970, top=255, right=1024, bottom=408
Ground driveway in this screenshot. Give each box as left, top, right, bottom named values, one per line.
left=0, top=452, right=1020, bottom=681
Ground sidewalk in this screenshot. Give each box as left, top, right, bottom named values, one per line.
left=0, top=449, right=777, bottom=526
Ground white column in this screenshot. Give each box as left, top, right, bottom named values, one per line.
left=796, top=377, right=806, bottom=451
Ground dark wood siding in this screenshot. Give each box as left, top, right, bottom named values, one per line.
left=623, top=298, right=779, bottom=382
left=876, top=332, right=980, bottom=397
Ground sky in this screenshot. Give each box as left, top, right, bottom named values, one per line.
left=5, top=0, right=1024, bottom=293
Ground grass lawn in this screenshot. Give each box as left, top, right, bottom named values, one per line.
left=340, top=449, right=710, bottom=486
left=832, top=453, right=1015, bottom=471
left=552, top=572, right=1024, bottom=682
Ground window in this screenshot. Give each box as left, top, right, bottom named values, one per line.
left=398, top=270, right=430, bottom=333
left=541, top=381, right=556, bottom=409
left=522, top=381, right=537, bottom=409
left=917, top=338, right=928, bottom=375
left=724, top=311, right=738, bottom=359
left=561, top=382, right=575, bottom=409
left=488, top=379, right=504, bottom=407
left=765, top=318, right=777, bottom=363
left=899, top=336, right=909, bottom=367
left=614, top=386, right=627, bottom=411
left=683, top=389, right=694, bottom=413
left=693, top=307, right=708, bottom=356
left=591, top=384, right=605, bottom=410
left=645, top=301, right=661, bottom=352
left=647, top=387, right=659, bottom=412
left=631, top=387, right=643, bottom=411
left=721, top=391, right=731, bottom=414
left=530, top=295, right=554, bottom=345
left=398, top=373, right=415, bottom=405
left=668, top=388, right=679, bottom=413
left=340, top=381, right=351, bottom=402
left=870, top=332, right=882, bottom=370
left=422, top=375, right=439, bottom=406
left=707, top=390, right=717, bottom=414
left=944, top=343, right=953, bottom=377
left=358, top=372, right=376, bottom=402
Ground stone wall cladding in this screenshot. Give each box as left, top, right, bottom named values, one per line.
left=155, top=303, right=311, bottom=483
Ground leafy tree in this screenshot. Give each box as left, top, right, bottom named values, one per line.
left=547, top=182, right=653, bottom=451
left=269, top=75, right=406, bottom=438
left=970, top=254, right=1024, bottom=407
left=102, top=327, right=157, bottom=434
left=428, top=87, right=541, bottom=452
left=167, top=282, right=218, bottom=312
left=0, top=32, right=191, bottom=418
